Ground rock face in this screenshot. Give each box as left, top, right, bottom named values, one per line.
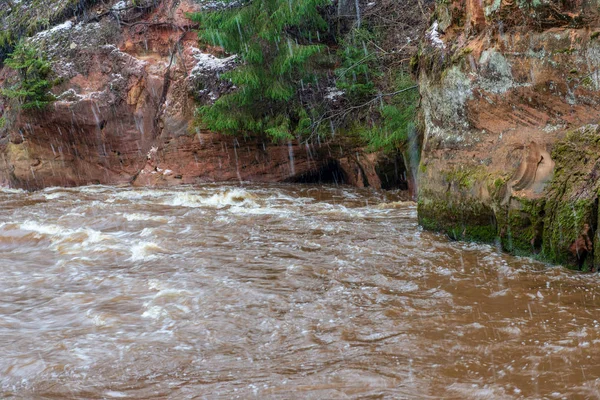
left=0, top=0, right=395, bottom=191
left=417, top=0, right=600, bottom=269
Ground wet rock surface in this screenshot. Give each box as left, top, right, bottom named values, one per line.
left=417, top=0, right=600, bottom=270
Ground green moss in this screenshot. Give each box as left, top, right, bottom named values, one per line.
left=418, top=192, right=498, bottom=244
left=553, top=48, right=575, bottom=55
left=442, top=165, right=487, bottom=191
left=542, top=198, right=594, bottom=267
left=493, top=177, right=506, bottom=188
left=450, top=47, right=474, bottom=65
left=417, top=125, right=600, bottom=271
left=580, top=76, right=594, bottom=87
left=499, top=197, right=546, bottom=256
left=591, top=31, right=600, bottom=40
left=537, top=125, right=600, bottom=269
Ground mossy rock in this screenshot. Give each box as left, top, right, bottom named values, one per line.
left=0, top=0, right=100, bottom=60
left=418, top=194, right=498, bottom=243
left=498, top=196, right=545, bottom=256
left=418, top=124, right=600, bottom=271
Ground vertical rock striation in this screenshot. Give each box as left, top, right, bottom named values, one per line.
left=417, top=0, right=600, bottom=269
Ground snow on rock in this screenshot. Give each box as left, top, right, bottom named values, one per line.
left=190, top=49, right=237, bottom=78
left=102, top=45, right=147, bottom=77
left=33, top=20, right=73, bottom=39
left=56, top=88, right=84, bottom=102
left=427, top=21, right=445, bottom=49
left=112, top=0, right=127, bottom=10
left=189, top=49, right=237, bottom=104
left=198, top=0, right=241, bottom=10
left=31, top=20, right=119, bottom=79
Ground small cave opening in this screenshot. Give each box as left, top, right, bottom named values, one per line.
left=287, top=159, right=347, bottom=185
left=376, top=153, right=409, bottom=190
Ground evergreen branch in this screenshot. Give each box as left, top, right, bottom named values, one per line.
left=337, top=52, right=376, bottom=77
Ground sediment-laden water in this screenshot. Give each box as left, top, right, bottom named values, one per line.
left=1, top=184, right=600, bottom=399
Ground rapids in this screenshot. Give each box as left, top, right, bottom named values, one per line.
left=1, top=184, right=600, bottom=399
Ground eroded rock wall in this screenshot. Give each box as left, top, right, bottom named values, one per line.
left=417, top=0, right=600, bottom=269
left=0, top=0, right=390, bottom=190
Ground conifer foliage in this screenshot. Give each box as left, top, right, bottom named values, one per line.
left=190, top=0, right=331, bottom=141
left=1, top=41, right=55, bottom=110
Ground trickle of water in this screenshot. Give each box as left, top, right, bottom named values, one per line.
left=287, top=140, right=295, bottom=176
left=1, top=184, right=600, bottom=399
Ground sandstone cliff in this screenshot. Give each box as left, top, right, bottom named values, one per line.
left=417, top=0, right=600, bottom=269
left=0, top=0, right=395, bottom=190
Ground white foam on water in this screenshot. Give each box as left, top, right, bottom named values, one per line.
left=165, top=189, right=258, bottom=209
left=129, top=242, right=166, bottom=261
left=0, top=187, right=26, bottom=194
left=201, top=188, right=258, bottom=208
left=153, top=288, right=192, bottom=299
left=489, top=288, right=511, bottom=297
left=148, top=279, right=164, bottom=291
left=498, top=326, right=522, bottom=337
left=140, top=228, right=154, bottom=237
left=466, top=322, right=485, bottom=329
left=567, top=327, right=588, bottom=338
left=141, top=305, right=169, bottom=320
left=122, top=213, right=171, bottom=223
left=105, top=391, right=128, bottom=398
left=20, top=221, right=63, bottom=236
left=315, top=204, right=369, bottom=219
left=447, top=383, right=508, bottom=399
left=43, top=192, right=67, bottom=200
left=429, top=289, right=453, bottom=298
left=86, top=309, right=108, bottom=327
left=77, top=185, right=113, bottom=193
left=394, top=281, right=420, bottom=293
left=19, top=221, right=110, bottom=251
left=228, top=205, right=292, bottom=216
left=163, top=193, right=207, bottom=207
left=111, top=189, right=167, bottom=201
left=375, top=201, right=417, bottom=209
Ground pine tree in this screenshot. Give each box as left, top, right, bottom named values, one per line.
left=190, top=0, right=331, bottom=141
left=2, top=41, right=55, bottom=110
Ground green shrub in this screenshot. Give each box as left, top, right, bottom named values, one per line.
left=355, top=74, right=418, bottom=153
left=335, top=27, right=380, bottom=103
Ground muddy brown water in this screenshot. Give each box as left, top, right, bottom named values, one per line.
left=1, top=184, right=600, bottom=399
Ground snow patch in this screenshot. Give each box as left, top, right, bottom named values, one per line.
left=190, top=49, right=237, bottom=78
left=34, top=20, right=73, bottom=39
left=427, top=21, right=445, bottom=49
left=198, top=0, right=241, bottom=10
left=324, top=87, right=345, bottom=101
left=112, top=1, right=127, bottom=10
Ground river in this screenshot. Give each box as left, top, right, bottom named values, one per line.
left=1, top=184, right=599, bottom=399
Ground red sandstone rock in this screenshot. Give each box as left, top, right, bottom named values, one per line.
left=0, top=0, right=390, bottom=191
